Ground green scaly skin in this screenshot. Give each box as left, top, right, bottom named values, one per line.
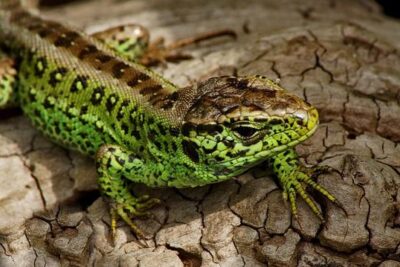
left=0, top=2, right=337, bottom=237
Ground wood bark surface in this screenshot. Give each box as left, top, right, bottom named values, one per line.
left=0, top=0, right=399, bottom=266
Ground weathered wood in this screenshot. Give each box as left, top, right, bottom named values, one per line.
left=1, top=0, right=399, bottom=266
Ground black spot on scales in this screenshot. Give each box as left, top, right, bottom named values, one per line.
left=197, top=124, right=223, bottom=134
left=91, top=87, right=105, bottom=105
left=269, top=118, right=283, bottom=125
left=129, top=111, right=137, bottom=124
left=108, top=147, right=116, bottom=153
left=80, top=105, right=88, bottom=115
left=254, top=117, right=269, bottom=122
left=181, top=123, right=195, bottom=137
left=106, top=93, right=119, bottom=112
left=127, top=73, right=151, bottom=87
left=49, top=67, right=68, bottom=87
left=70, top=75, right=88, bottom=93
left=116, top=100, right=130, bottom=120
left=171, top=141, right=178, bottom=152
left=127, top=79, right=139, bottom=87
left=37, top=28, right=52, bottom=38
left=160, top=101, right=173, bottom=110
left=215, top=155, right=225, bottom=162
left=297, top=119, right=304, bottom=126
left=158, top=124, right=167, bottom=136
left=223, top=140, right=235, bottom=148
left=182, top=140, right=199, bottom=163
left=78, top=45, right=98, bottom=59
left=25, top=50, right=34, bottom=62
left=112, top=62, right=129, bottom=79
left=159, top=91, right=179, bottom=109
left=117, top=157, right=125, bottom=165
left=203, top=146, right=216, bottom=153
left=227, top=77, right=249, bottom=90
left=95, top=121, right=103, bottom=131
left=121, top=123, right=129, bottom=134
left=140, top=85, right=163, bottom=95
left=95, top=54, right=112, bottom=63
left=53, top=124, right=61, bottom=135
left=43, top=97, right=54, bottom=109
left=54, top=31, right=80, bottom=47
left=128, top=154, right=135, bottom=162
left=154, top=140, right=162, bottom=150
left=170, top=128, right=180, bottom=136
left=132, top=129, right=141, bottom=140
left=34, top=57, right=48, bottom=78
left=169, top=91, right=179, bottom=101
left=27, top=89, right=36, bottom=102
left=66, top=104, right=77, bottom=119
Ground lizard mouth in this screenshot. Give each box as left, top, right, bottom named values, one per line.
left=306, top=107, right=319, bottom=131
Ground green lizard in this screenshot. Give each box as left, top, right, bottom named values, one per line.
left=0, top=1, right=338, bottom=237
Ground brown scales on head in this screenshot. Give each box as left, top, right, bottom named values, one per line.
left=184, top=76, right=314, bottom=125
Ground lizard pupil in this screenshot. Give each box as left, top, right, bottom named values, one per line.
left=233, top=126, right=257, bottom=138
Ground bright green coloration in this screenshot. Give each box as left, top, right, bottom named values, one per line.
left=92, top=24, right=150, bottom=63
left=0, top=2, right=337, bottom=237
left=269, top=148, right=335, bottom=220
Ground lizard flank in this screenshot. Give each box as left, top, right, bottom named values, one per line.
left=0, top=0, right=338, bottom=237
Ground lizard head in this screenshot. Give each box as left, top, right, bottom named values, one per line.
left=181, top=76, right=319, bottom=177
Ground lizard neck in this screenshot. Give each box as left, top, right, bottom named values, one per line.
left=0, top=7, right=198, bottom=128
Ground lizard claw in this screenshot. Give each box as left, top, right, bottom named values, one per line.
left=109, top=195, right=161, bottom=242
left=281, top=168, right=334, bottom=224
left=139, top=29, right=236, bottom=66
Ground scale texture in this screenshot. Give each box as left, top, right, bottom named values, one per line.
left=0, top=0, right=335, bottom=235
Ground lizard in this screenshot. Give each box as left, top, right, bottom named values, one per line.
left=0, top=0, right=339, bottom=238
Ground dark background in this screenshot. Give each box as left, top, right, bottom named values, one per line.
left=376, top=0, right=400, bottom=18
left=38, top=0, right=400, bottom=19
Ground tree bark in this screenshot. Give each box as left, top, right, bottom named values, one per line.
left=0, top=0, right=399, bottom=266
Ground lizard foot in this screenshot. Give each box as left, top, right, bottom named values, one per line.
left=110, top=195, right=160, bottom=241
left=281, top=166, right=337, bottom=223
left=139, top=29, right=236, bottom=66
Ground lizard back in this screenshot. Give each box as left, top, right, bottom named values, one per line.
left=0, top=7, right=193, bottom=156
left=0, top=0, right=336, bottom=228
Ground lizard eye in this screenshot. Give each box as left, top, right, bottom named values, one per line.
left=232, top=125, right=258, bottom=139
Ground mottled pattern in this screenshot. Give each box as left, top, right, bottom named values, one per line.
left=181, top=76, right=319, bottom=176
left=0, top=55, right=17, bottom=108
left=7, top=9, right=180, bottom=114
left=92, top=24, right=150, bottom=63
left=0, top=4, right=337, bottom=236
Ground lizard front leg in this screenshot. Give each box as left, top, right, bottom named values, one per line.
left=269, top=148, right=337, bottom=222
left=96, top=144, right=160, bottom=239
